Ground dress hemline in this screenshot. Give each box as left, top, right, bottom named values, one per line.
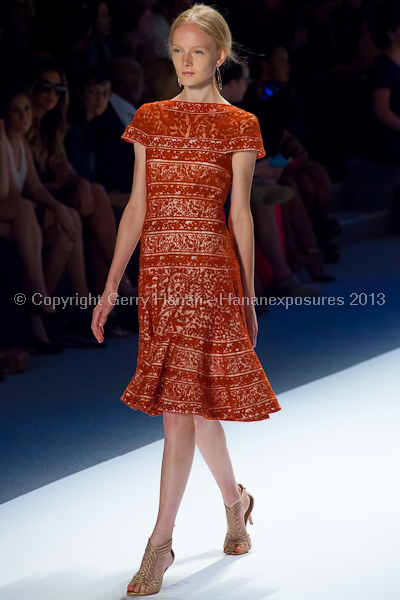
left=120, top=395, right=281, bottom=422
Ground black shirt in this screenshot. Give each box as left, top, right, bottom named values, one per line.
left=242, top=83, right=307, bottom=157
left=364, top=54, right=400, bottom=164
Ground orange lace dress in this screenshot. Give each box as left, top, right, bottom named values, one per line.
left=120, top=100, right=281, bottom=421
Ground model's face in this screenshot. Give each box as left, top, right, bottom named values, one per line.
left=97, top=1, right=112, bottom=37
left=6, top=94, right=32, bottom=134
left=32, top=70, right=65, bottom=114
left=171, top=23, right=225, bottom=90
left=82, top=80, right=111, bottom=117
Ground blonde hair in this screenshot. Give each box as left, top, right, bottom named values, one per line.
left=168, top=3, right=245, bottom=68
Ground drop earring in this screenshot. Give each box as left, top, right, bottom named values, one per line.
left=216, top=66, right=222, bottom=91
left=178, top=78, right=182, bottom=88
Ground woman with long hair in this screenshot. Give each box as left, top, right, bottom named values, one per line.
left=26, top=56, right=135, bottom=297
left=1, top=87, right=91, bottom=299
left=92, top=4, right=281, bottom=596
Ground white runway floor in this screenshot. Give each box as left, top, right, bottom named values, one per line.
left=1, top=348, right=399, bottom=600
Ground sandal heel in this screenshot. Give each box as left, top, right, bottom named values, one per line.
left=223, top=483, right=254, bottom=555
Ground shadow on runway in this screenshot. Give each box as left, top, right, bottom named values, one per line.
left=0, top=551, right=282, bottom=600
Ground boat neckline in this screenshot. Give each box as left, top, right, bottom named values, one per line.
left=159, top=99, right=238, bottom=108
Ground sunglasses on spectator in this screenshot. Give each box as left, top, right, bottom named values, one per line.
left=36, top=79, right=67, bottom=96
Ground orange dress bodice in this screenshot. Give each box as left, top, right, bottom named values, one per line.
left=120, top=100, right=281, bottom=421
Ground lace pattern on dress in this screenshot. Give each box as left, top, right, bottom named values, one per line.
left=120, top=100, right=280, bottom=422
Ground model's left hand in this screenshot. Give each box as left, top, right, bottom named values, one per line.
left=245, top=304, right=258, bottom=348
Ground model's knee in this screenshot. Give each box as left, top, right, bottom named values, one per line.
left=193, top=415, right=221, bottom=432
left=163, top=412, right=194, bottom=433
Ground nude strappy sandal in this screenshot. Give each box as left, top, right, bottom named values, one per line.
left=127, top=538, right=175, bottom=596
left=223, top=483, right=254, bottom=555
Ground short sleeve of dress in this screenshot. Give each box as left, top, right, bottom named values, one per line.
left=121, top=104, right=150, bottom=146
left=228, top=112, right=266, bottom=160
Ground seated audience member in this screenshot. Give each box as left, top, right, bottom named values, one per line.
left=243, top=46, right=340, bottom=270
left=152, top=0, right=194, bottom=58
left=0, top=236, right=31, bottom=376
left=0, top=111, right=64, bottom=353
left=140, top=56, right=180, bottom=103
left=26, top=57, right=135, bottom=299
left=364, top=4, right=400, bottom=165
left=288, top=0, right=378, bottom=171
left=107, top=57, right=144, bottom=127
left=117, top=1, right=157, bottom=64
left=65, top=67, right=135, bottom=204
left=2, top=87, right=90, bottom=300
left=81, top=0, right=113, bottom=71
left=221, top=63, right=319, bottom=297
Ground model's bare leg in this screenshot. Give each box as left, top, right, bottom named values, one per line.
left=128, top=413, right=195, bottom=595
left=193, top=416, right=251, bottom=553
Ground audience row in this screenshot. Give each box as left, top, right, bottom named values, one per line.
left=1, top=0, right=400, bottom=378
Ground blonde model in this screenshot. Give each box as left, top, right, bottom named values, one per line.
left=92, top=4, right=281, bottom=596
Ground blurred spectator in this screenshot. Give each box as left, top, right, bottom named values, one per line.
left=288, top=0, right=379, bottom=172
left=1, top=86, right=91, bottom=298
left=0, top=234, right=32, bottom=374
left=65, top=67, right=135, bottom=203
left=83, top=0, right=113, bottom=71
left=0, top=0, right=35, bottom=80
left=152, top=0, right=194, bottom=57
left=116, top=1, right=157, bottom=64
left=364, top=2, right=400, bottom=164
left=25, top=57, right=132, bottom=297
left=107, top=58, right=144, bottom=126
left=244, top=45, right=340, bottom=270
left=222, top=63, right=320, bottom=296
left=140, top=56, right=180, bottom=103
left=0, top=109, right=64, bottom=353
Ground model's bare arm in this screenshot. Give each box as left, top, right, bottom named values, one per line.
left=92, top=141, right=147, bottom=342
left=228, top=149, right=258, bottom=347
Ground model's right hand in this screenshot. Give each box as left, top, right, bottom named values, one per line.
left=91, top=292, right=117, bottom=343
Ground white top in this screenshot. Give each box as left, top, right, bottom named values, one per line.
left=6, top=136, right=28, bottom=192
left=110, top=92, right=137, bottom=128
